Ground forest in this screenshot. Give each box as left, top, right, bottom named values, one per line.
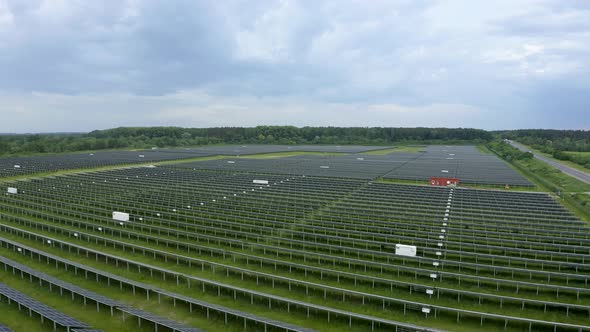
left=2, top=127, right=589, bottom=169
left=0, top=126, right=491, bottom=156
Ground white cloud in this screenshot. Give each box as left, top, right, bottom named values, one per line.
left=0, top=1, right=14, bottom=27
left=0, top=0, right=589, bottom=131
left=483, top=43, right=545, bottom=63
left=0, top=89, right=491, bottom=132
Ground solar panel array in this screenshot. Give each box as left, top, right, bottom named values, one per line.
left=0, top=236, right=316, bottom=332
left=0, top=144, right=532, bottom=186
left=382, top=145, right=532, bottom=186
left=0, top=253, right=258, bottom=332
left=0, top=145, right=390, bottom=178
left=171, top=145, right=531, bottom=186
left=118, top=307, right=203, bottom=332
left=0, top=163, right=588, bottom=331
left=173, top=154, right=399, bottom=179
left=157, top=144, right=389, bottom=155
left=0, top=150, right=212, bottom=177
left=0, top=282, right=89, bottom=330
left=0, top=255, right=123, bottom=309
left=0, top=323, right=12, bottom=332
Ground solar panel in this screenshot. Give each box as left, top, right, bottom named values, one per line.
left=0, top=256, right=122, bottom=308
left=0, top=236, right=316, bottom=332
left=0, top=282, right=89, bottom=329
left=0, top=323, right=12, bottom=332
left=118, top=307, right=203, bottom=332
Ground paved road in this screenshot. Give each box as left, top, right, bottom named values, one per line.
left=509, top=141, right=590, bottom=185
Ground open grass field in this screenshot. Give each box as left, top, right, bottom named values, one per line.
left=512, top=143, right=590, bottom=174
left=0, top=145, right=589, bottom=332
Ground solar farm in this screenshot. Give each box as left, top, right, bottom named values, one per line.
left=0, top=145, right=588, bottom=332
left=0, top=145, right=387, bottom=178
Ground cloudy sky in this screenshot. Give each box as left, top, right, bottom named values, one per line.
left=0, top=0, right=589, bottom=133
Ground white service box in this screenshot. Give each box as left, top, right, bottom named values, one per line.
left=112, top=211, right=130, bottom=222
left=395, top=244, right=417, bottom=257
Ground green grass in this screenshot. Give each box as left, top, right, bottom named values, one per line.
left=516, top=157, right=590, bottom=193
left=476, top=144, right=492, bottom=154
left=0, top=300, right=57, bottom=332
left=564, top=151, right=590, bottom=157
left=515, top=143, right=590, bottom=174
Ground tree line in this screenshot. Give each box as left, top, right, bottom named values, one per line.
left=0, top=126, right=492, bottom=156
left=498, top=129, right=590, bottom=168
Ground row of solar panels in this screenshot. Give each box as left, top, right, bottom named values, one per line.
left=1, top=210, right=588, bottom=330
left=4, top=179, right=588, bottom=288
left=2, top=169, right=588, bottom=330
left=0, top=235, right=437, bottom=332
left=0, top=255, right=210, bottom=332
left=170, top=146, right=532, bottom=186
left=3, top=193, right=587, bottom=285
left=0, top=249, right=320, bottom=332
left=0, top=145, right=390, bottom=178
left=10, top=167, right=573, bottom=237
left=1, top=223, right=588, bottom=332
left=6, top=176, right=586, bottom=284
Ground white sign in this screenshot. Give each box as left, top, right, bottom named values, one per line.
left=320, top=166, right=330, bottom=169
left=112, top=211, right=130, bottom=222
left=13, top=165, right=21, bottom=168
left=433, top=262, right=440, bottom=267
left=422, top=307, right=431, bottom=314
left=227, top=161, right=236, bottom=164
left=356, top=157, right=364, bottom=160
left=253, top=180, right=269, bottom=185
left=441, top=170, right=449, bottom=173
left=426, top=289, right=434, bottom=295
left=430, top=273, right=438, bottom=279
left=7, top=187, right=17, bottom=194
left=395, top=244, right=417, bottom=257
left=138, top=154, right=145, bottom=158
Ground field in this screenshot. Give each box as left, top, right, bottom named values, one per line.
left=0, top=145, right=588, bottom=332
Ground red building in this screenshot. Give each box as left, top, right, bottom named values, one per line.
left=430, top=177, right=459, bottom=186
